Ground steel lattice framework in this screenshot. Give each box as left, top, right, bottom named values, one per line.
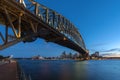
left=0, top=0, right=88, bottom=57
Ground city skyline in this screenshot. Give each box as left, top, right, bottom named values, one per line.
left=0, top=0, right=120, bottom=57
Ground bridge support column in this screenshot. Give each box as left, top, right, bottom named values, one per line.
left=46, top=9, right=49, bottom=23
left=18, top=0, right=26, bottom=7
left=4, top=8, right=18, bottom=38
left=35, top=3, right=39, bottom=16
left=82, top=52, right=89, bottom=60
left=18, top=13, right=22, bottom=38
left=5, top=25, right=8, bottom=44
left=0, top=7, right=24, bottom=50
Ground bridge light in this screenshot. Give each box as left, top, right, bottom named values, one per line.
left=63, top=37, right=67, bottom=41
left=19, top=11, right=24, bottom=16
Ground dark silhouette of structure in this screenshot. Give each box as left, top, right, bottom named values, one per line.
left=0, top=0, right=88, bottom=58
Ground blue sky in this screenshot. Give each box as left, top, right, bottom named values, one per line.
left=0, top=0, right=120, bottom=57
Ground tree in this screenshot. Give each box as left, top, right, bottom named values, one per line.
left=0, top=55, right=4, bottom=59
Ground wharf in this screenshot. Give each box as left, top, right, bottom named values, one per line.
left=0, top=62, right=19, bottom=80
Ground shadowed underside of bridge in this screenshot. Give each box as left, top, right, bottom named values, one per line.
left=0, top=0, right=88, bottom=56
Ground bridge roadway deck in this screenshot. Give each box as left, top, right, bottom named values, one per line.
left=0, top=62, right=18, bottom=80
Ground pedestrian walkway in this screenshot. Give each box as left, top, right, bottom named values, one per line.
left=0, top=62, right=19, bottom=80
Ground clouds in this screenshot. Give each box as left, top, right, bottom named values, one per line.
left=89, top=48, right=120, bottom=57
left=100, top=48, right=120, bottom=57
left=101, top=48, right=120, bottom=52
left=102, top=53, right=120, bottom=57
left=90, top=48, right=120, bottom=53
left=88, top=43, right=108, bottom=53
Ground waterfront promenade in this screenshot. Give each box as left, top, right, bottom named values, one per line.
left=0, top=62, right=18, bottom=80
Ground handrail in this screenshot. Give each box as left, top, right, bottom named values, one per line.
left=17, top=62, right=32, bottom=80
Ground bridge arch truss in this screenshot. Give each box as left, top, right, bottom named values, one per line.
left=0, top=0, right=88, bottom=56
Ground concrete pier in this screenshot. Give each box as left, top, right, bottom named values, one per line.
left=0, top=62, right=19, bottom=80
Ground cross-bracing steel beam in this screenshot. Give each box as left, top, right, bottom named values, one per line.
left=0, top=6, right=23, bottom=49
left=0, top=0, right=88, bottom=56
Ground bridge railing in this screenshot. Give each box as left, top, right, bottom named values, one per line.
left=15, top=0, right=86, bottom=50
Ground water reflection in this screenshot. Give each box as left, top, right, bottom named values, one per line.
left=18, top=60, right=120, bottom=80
left=73, top=61, right=88, bottom=80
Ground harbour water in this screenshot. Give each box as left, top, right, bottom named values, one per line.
left=18, top=60, right=120, bottom=80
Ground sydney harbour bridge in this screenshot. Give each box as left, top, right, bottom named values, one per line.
left=0, top=0, right=89, bottom=58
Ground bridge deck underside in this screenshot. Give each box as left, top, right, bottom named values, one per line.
left=0, top=0, right=87, bottom=54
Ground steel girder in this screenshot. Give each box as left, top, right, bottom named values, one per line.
left=0, top=0, right=88, bottom=55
